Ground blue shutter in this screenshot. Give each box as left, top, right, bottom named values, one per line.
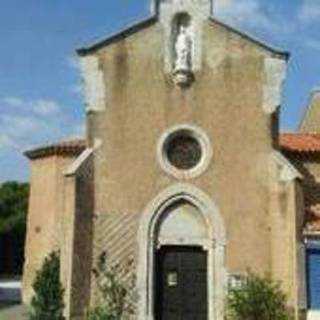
left=307, top=247, right=320, bottom=310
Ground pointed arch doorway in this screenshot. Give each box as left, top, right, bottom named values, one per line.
left=137, top=184, right=226, bottom=320
left=155, top=201, right=208, bottom=320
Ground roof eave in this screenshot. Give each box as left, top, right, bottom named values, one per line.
left=24, top=147, right=85, bottom=160
left=23, top=139, right=86, bottom=160
left=283, top=149, right=320, bottom=154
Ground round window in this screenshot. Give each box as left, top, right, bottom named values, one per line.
left=158, top=125, right=212, bottom=179
left=164, top=130, right=202, bottom=170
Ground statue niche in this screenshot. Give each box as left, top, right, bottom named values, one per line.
left=172, top=14, right=194, bottom=86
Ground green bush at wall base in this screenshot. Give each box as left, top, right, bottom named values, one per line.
left=227, top=273, right=293, bottom=320
left=28, top=251, right=65, bottom=320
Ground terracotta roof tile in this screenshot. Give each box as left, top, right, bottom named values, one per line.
left=24, top=138, right=86, bottom=159
left=280, top=133, right=320, bottom=153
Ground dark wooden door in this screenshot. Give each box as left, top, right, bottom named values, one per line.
left=155, top=246, right=208, bottom=320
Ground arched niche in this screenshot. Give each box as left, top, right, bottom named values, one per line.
left=170, top=12, right=194, bottom=85
left=171, top=12, right=193, bottom=67
left=155, top=200, right=208, bottom=247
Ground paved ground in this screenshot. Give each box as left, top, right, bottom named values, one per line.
left=0, top=280, right=27, bottom=320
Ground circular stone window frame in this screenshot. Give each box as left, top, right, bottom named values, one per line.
left=157, top=124, right=213, bottom=180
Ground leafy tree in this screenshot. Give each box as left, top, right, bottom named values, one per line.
left=0, top=181, right=29, bottom=235
left=86, top=253, right=136, bottom=320
left=0, top=181, right=29, bottom=274
left=29, top=251, right=65, bottom=320
left=227, top=273, right=293, bottom=320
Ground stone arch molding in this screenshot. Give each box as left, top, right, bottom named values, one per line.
left=137, top=183, right=227, bottom=320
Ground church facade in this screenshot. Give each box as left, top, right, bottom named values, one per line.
left=22, top=1, right=320, bottom=320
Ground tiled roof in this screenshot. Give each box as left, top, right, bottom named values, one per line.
left=280, top=133, right=320, bottom=153
left=24, top=138, right=86, bottom=159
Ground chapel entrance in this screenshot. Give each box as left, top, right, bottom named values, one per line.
left=155, top=246, right=208, bottom=320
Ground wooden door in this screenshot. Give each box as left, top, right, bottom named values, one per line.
left=155, top=246, right=208, bottom=320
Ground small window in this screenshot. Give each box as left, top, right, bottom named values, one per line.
left=158, top=125, right=212, bottom=179
left=165, top=130, right=202, bottom=170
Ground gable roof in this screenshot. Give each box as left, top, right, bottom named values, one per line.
left=77, top=13, right=289, bottom=59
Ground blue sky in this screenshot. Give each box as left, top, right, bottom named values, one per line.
left=0, top=0, right=320, bottom=183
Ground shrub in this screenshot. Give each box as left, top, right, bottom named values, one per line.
left=86, top=253, right=136, bottom=320
left=29, top=251, right=65, bottom=320
left=227, top=273, right=293, bottom=320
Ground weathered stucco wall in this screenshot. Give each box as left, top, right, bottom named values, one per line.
left=269, top=157, right=305, bottom=315
left=81, top=17, right=289, bottom=307
left=22, top=155, right=77, bottom=304
left=65, top=152, right=94, bottom=320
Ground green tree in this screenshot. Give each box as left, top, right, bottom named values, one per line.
left=227, top=273, right=293, bottom=320
left=0, top=181, right=29, bottom=235
left=29, top=251, right=65, bottom=320
left=0, top=181, right=29, bottom=274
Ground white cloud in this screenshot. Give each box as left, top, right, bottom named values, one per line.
left=67, top=55, right=81, bottom=70
left=214, top=0, right=272, bottom=30
left=305, top=38, right=320, bottom=51
left=1, top=115, right=43, bottom=140
left=0, top=134, right=18, bottom=150
left=70, top=84, right=83, bottom=96
left=72, top=123, right=85, bottom=137
left=2, top=96, right=60, bottom=115
left=214, top=0, right=293, bottom=35
left=299, top=0, right=320, bottom=22
left=0, top=96, right=83, bottom=154
left=33, top=99, right=60, bottom=115
left=0, top=115, right=42, bottom=152
left=2, top=97, right=24, bottom=108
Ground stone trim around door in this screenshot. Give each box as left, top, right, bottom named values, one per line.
left=137, top=183, right=227, bottom=320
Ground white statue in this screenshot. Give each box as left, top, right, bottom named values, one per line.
left=174, top=24, right=192, bottom=72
